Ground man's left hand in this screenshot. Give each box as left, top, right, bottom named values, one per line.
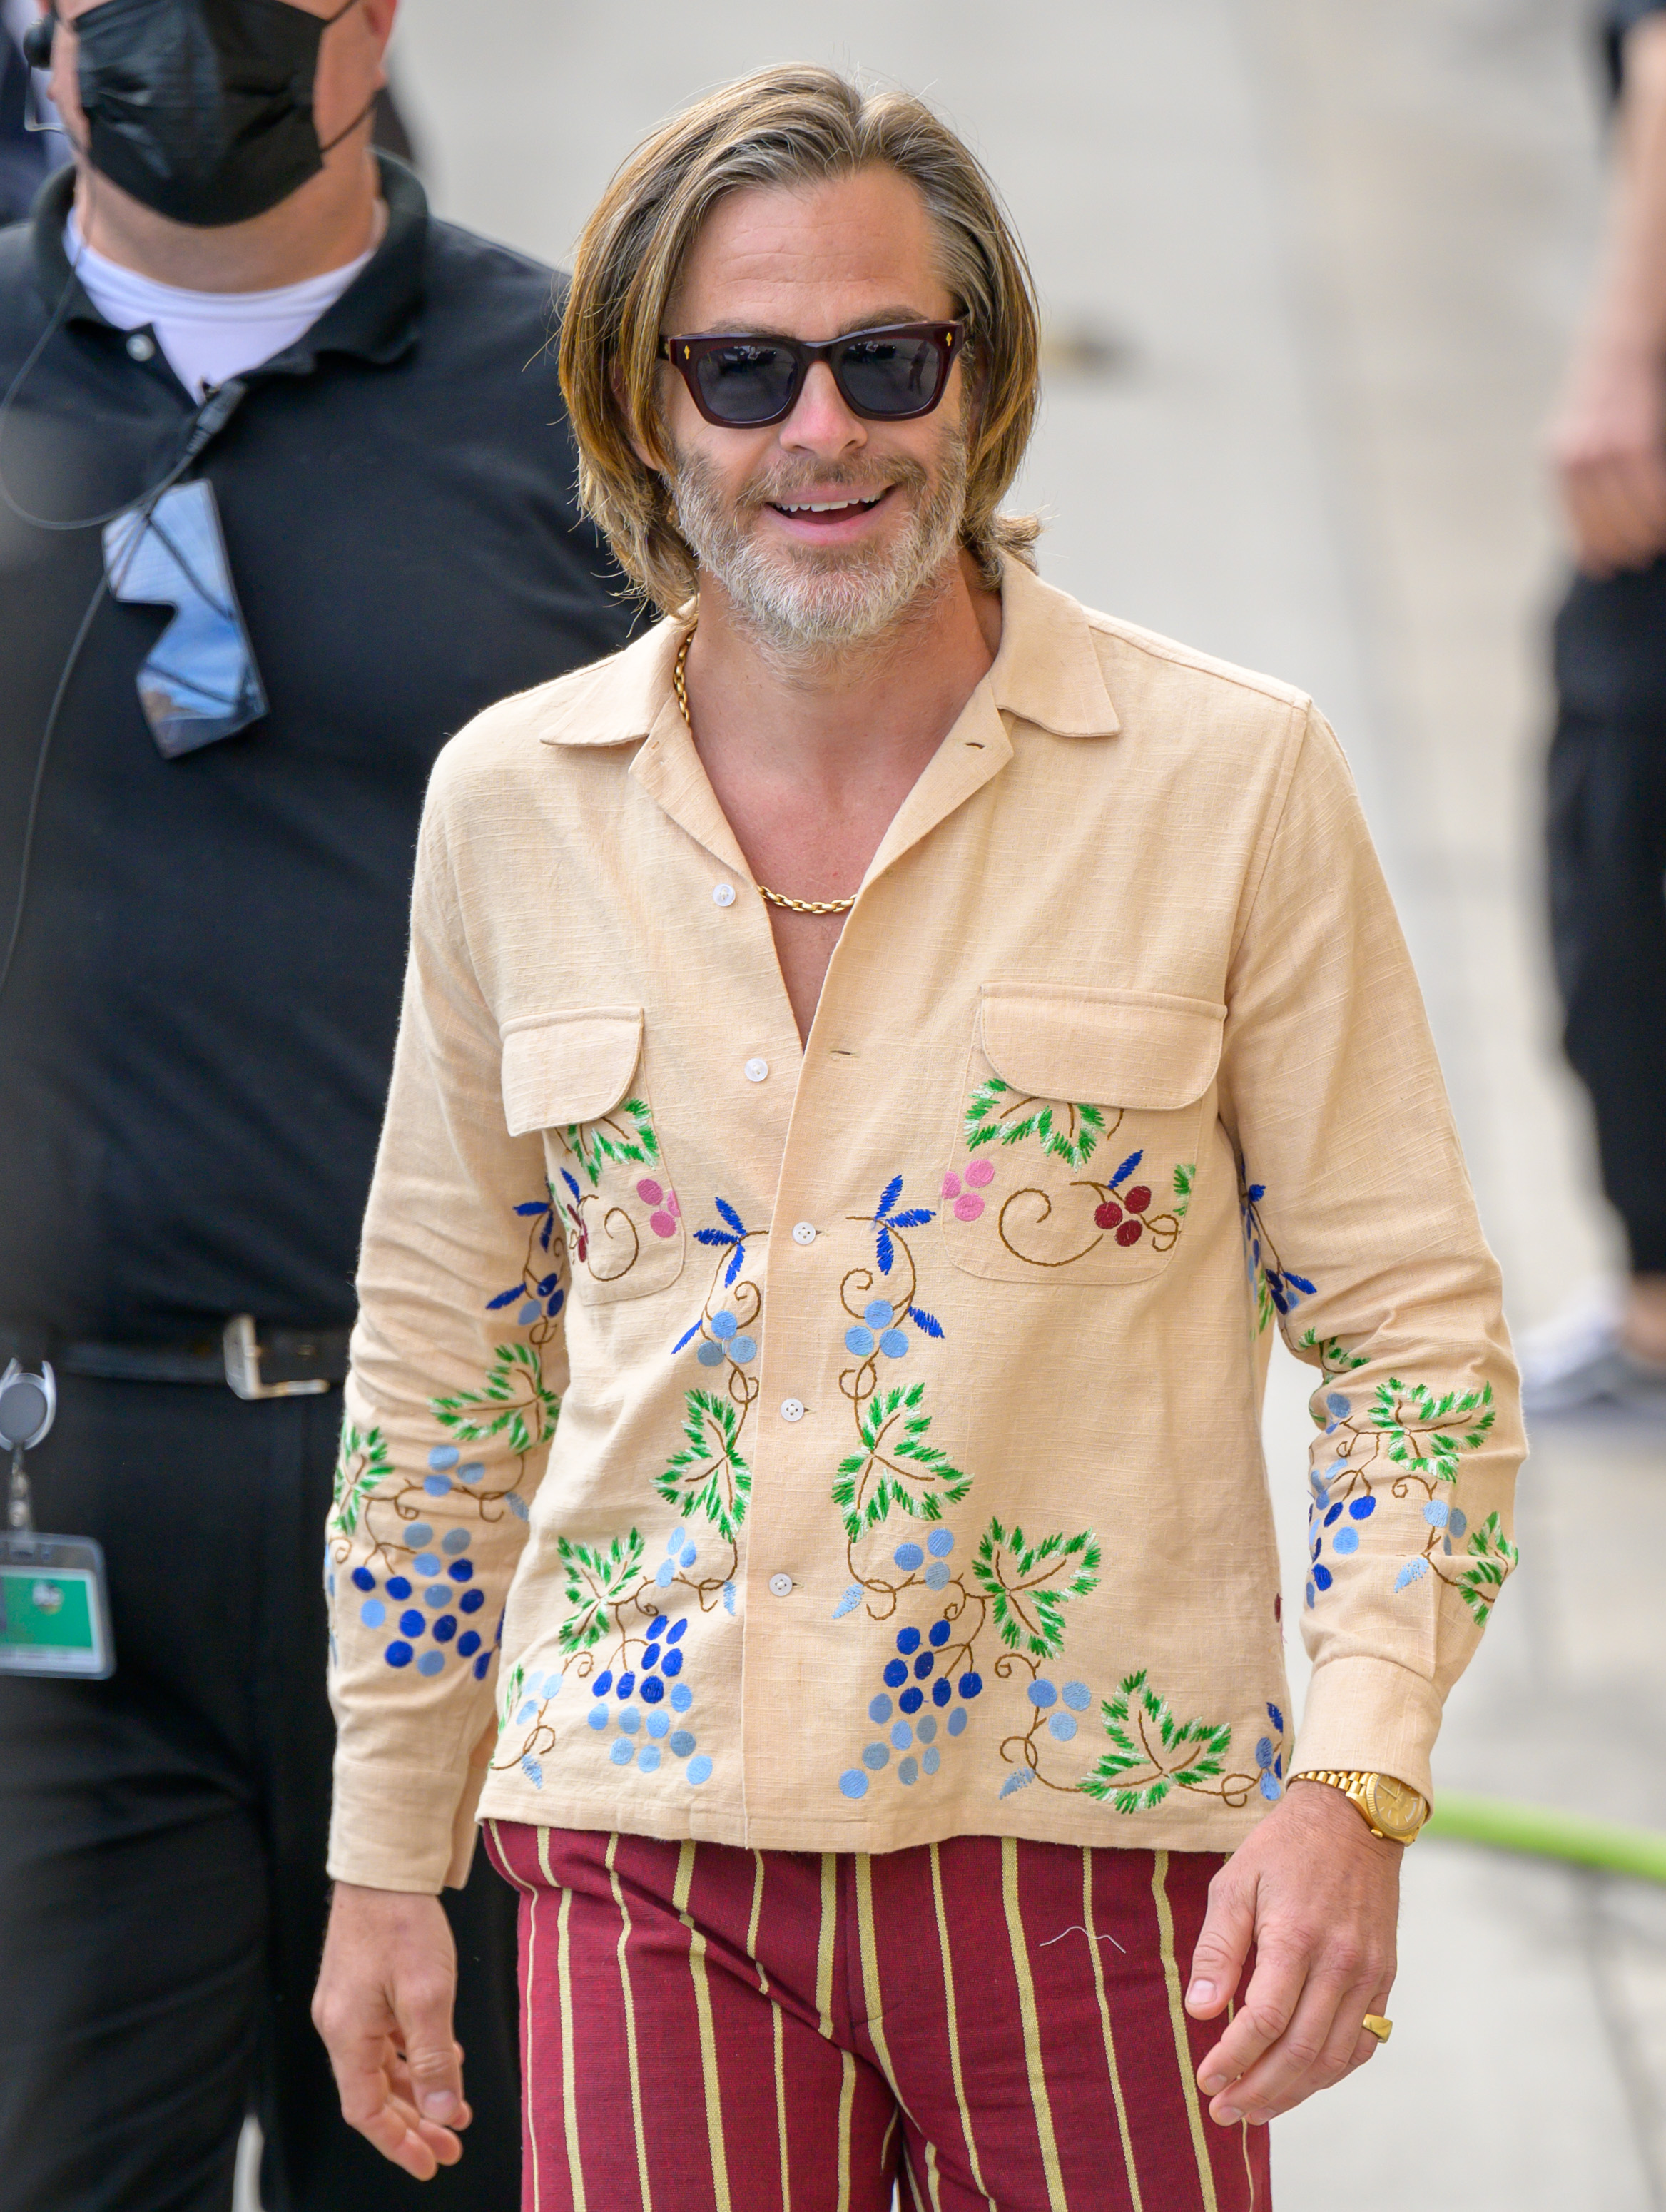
left=1184, top=1777, right=1401, bottom=2126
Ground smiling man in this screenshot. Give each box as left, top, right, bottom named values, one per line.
left=314, top=66, right=1523, bottom=2210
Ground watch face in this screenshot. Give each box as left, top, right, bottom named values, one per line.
left=1362, top=1773, right=1425, bottom=1840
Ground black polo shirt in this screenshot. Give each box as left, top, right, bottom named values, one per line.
left=0, top=156, right=637, bottom=1340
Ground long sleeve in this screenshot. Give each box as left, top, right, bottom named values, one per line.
left=1216, top=704, right=1524, bottom=1805
left=325, top=769, right=568, bottom=1892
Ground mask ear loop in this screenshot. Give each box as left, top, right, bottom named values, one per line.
left=315, top=0, right=379, bottom=158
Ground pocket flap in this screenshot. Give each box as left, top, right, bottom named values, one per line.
left=500, top=1005, right=645, bottom=1135
left=979, top=985, right=1225, bottom=1110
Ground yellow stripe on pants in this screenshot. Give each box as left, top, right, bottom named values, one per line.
left=1000, top=1835, right=1068, bottom=2212
left=928, top=1842, right=996, bottom=2210
left=1082, top=1847, right=1143, bottom=2212
left=1152, top=1850, right=1219, bottom=2212
left=604, top=1834, right=654, bottom=2212
left=673, top=1840, right=733, bottom=2212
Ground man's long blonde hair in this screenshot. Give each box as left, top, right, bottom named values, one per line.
left=560, top=66, right=1043, bottom=617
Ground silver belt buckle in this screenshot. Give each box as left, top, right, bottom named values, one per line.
left=222, top=1314, right=331, bottom=1401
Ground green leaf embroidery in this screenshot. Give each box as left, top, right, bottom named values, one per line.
left=330, top=1422, right=392, bottom=1537
left=832, top=1381, right=972, bottom=1541
left=498, top=1660, right=526, bottom=1733
left=656, top=1389, right=751, bottom=1543
left=1373, top=1378, right=1495, bottom=1484
left=1172, top=1162, right=1195, bottom=1218
left=432, top=1340, right=560, bottom=1456
left=970, top=1516, right=1101, bottom=1658
left=554, top=1528, right=645, bottom=1653
left=1079, top=1668, right=1234, bottom=1813
left=964, top=1077, right=1105, bottom=1168
left=1298, top=1329, right=1370, bottom=1386
left=566, top=1098, right=660, bottom=1189
left=1458, top=1511, right=1519, bottom=1627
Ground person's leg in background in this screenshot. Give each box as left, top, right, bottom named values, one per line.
left=1544, top=698, right=1666, bottom=1376
left=0, top=1377, right=276, bottom=2212
left=1523, top=567, right=1666, bottom=1413
left=0, top=1374, right=523, bottom=2212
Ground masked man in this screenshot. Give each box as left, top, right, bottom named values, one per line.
left=313, top=67, right=1523, bottom=2211
left=0, top=4, right=631, bottom=2208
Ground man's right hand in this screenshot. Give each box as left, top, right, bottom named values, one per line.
left=1548, top=344, right=1666, bottom=577
left=312, top=1882, right=472, bottom=2181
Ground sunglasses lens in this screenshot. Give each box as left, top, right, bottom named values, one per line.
left=835, top=332, right=944, bottom=417
left=694, top=342, right=801, bottom=424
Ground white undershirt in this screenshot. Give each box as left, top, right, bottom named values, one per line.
left=66, top=208, right=381, bottom=398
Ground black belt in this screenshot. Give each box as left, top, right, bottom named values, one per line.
left=1, top=1316, right=350, bottom=1399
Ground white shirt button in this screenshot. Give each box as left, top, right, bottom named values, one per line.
left=712, top=883, right=736, bottom=908
left=768, top=1572, right=794, bottom=1598
left=780, top=1398, right=805, bottom=1423
left=744, top=1057, right=769, bottom=1084
left=126, top=332, right=156, bottom=362
left=791, top=1221, right=816, bottom=1246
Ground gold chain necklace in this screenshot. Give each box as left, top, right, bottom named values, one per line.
left=671, top=626, right=858, bottom=915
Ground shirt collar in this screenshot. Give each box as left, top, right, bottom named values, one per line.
left=537, top=550, right=1122, bottom=752
left=29, top=151, right=428, bottom=376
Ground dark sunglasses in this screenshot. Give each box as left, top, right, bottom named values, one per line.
left=659, top=320, right=966, bottom=427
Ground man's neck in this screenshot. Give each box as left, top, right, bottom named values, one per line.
left=685, top=549, right=1003, bottom=801
left=73, top=148, right=383, bottom=293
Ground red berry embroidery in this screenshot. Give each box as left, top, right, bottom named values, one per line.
left=1115, top=1219, right=1144, bottom=1247
left=1094, top=1200, right=1123, bottom=1230
left=1124, top=1186, right=1152, bottom=1214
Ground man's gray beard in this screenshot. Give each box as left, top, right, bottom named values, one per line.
left=670, top=429, right=970, bottom=656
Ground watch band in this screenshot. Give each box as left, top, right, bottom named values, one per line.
left=1292, top=1768, right=1428, bottom=1844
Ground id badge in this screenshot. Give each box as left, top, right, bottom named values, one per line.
left=0, top=1361, right=116, bottom=1679
left=0, top=1531, right=115, bottom=1679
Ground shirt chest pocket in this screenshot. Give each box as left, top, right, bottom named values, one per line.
left=941, top=985, right=1224, bottom=1285
left=500, top=1006, right=686, bottom=1305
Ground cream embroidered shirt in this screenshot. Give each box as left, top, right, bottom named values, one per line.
left=325, top=556, right=1523, bottom=1893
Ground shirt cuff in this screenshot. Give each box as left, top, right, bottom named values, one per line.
left=327, top=1737, right=489, bottom=1893
left=1289, top=1653, right=1445, bottom=1808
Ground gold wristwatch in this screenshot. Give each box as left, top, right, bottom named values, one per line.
left=1293, top=1769, right=1428, bottom=1844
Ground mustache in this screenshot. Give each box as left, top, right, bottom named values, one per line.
left=736, top=455, right=930, bottom=512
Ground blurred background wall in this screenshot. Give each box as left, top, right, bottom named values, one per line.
left=309, top=5, right=1663, bottom=2205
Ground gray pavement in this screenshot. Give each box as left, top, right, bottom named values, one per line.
left=272, top=3, right=1661, bottom=2203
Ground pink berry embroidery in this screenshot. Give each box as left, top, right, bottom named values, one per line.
left=942, top=1171, right=962, bottom=1199
left=953, top=1192, right=984, bottom=1222
left=963, top=1159, right=995, bottom=1189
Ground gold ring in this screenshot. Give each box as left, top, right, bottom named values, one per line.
left=1361, top=2014, right=1393, bottom=2044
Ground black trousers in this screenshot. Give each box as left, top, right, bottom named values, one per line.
left=0, top=1374, right=522, bottom=2212
left=1550, top=567, right=1666, bottom=1276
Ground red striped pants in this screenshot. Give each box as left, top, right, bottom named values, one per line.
left=484, top=1822, right=1269, bottom=2212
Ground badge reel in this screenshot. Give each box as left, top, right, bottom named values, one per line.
left=0, top=1364, right=115, bottom=1679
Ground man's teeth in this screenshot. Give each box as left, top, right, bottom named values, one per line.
left=776, top=496, right=881, bottom=513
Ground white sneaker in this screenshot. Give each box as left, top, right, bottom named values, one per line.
left=1519, top=1282, right=1666, bottom=1416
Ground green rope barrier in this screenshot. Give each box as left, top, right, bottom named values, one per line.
left=1426, top=1790, right=1666, bottom=1884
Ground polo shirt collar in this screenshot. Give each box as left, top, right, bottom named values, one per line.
left=29, top=150, right=427, bottom=376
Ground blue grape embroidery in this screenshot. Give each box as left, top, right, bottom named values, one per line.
left=327, top=1196, right=559, bottom=1685
left=1306, top=1364, right=1510, bottom=1624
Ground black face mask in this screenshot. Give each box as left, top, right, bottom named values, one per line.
left=75, top=0, right=368, bottom=229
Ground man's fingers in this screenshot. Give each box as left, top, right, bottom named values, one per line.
left=1194, top=1937, right=1306, bottom=2090
left=1185, top=1866, right=1256, bottom=2019
left=331, top=2036, right=449, bottom=2182
left=391, top=1967, right=468, bottom=2124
